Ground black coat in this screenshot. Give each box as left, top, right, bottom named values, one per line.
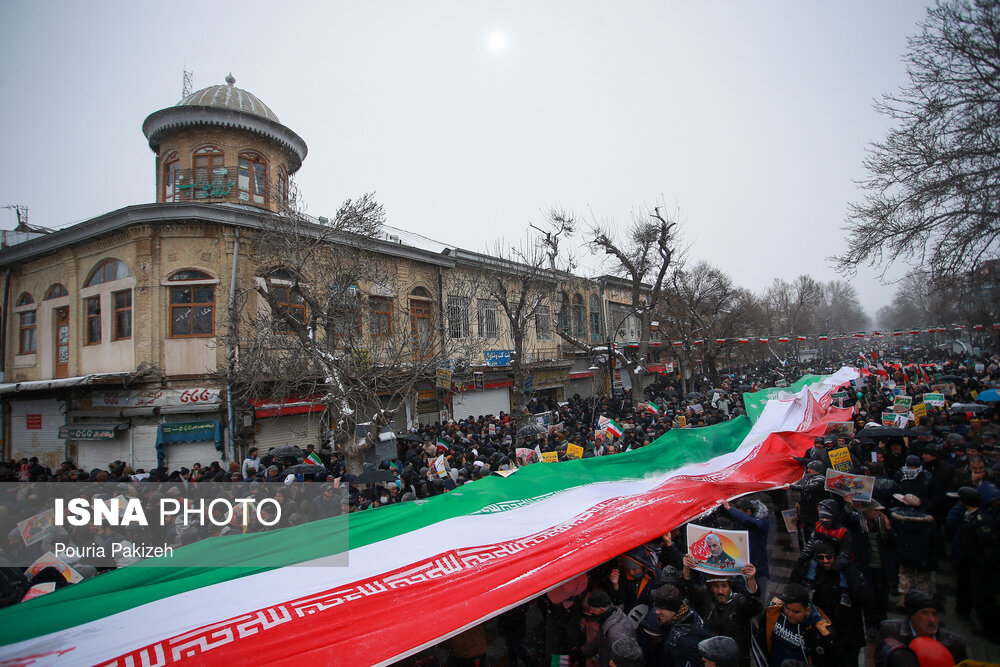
left=890, top=507, right=937, bottom=570
left=690, top=583, right=763, bottom=667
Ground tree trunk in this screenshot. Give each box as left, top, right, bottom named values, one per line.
left=508, top=328, right=530, bottom=435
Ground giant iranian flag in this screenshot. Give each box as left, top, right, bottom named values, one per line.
left=0, top=368, right=858, bottom=666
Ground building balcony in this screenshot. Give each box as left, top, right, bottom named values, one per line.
left=164, top=167, right=283, bottom=209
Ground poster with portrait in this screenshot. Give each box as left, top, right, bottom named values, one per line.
left=514, top=448, right=539, bottom=465
left=23, top=552, right=84, bottom=584
left=686, top=524, right=749, bottom=575
left=17, top=508, right=54, bottom=547
left=824, top=422, right=855, bottom=438
left=824, top=468, right=875, bottom=502
left=781, top=508, right=799, bottom=533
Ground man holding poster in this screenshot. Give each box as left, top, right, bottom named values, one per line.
left=682, top=534, right=761, bottom=667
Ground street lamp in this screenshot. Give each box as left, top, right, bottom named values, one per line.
left=606, top=310, right=637, bottom=397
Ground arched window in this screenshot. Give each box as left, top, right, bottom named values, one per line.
left=83, top=260, right=132, bottom=345
left=572, top=293, right=586, bottom=338
left=168, top=269, right=216, bottom=338
left=163, top=152, right=180, bottom=203
left=560, top=293, right=571, bottom=335
left=85, top=259, right=131, bottom=287
left=589, top=294, right=603, bottom=342
left=16, top=293, right=36, bottom=354
left=266, top=269, right=305, bottom=334
left=193, top=145, right=225, bottom=199
left=45, top=284, right=68, bottom=299
left=238, top=152, right=268, bottom=206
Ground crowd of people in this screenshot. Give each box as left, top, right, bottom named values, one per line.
left=2, top=348, right=999, bottom=666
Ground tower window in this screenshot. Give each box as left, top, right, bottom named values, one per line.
left=238, top=153, right=267, bottom=205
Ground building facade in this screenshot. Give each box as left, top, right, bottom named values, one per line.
left=1, top=76, right=668, bottom=471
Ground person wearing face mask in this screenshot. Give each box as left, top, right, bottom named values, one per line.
left=798, top=499, right=859, bottom=569
left=753, top=583, right=838, bottom=667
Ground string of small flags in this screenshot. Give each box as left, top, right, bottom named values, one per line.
left=610, top=323, right=1000, bottom=349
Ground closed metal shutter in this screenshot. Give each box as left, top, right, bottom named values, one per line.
left=10, top=398, right=65, bottom=470
left=254, top=413, right=321, bottom=452
left=78, top=433, right=130, bottom=472
left=569, top=377, right=595, bottom=400
left=131, top=424, right=160, bottom=471
left=163, top=442, right=220, bottom=471
left=452, top=387, right=510, bottom=421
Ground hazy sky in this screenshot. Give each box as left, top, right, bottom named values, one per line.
left=0, top=1, right=932, bottom=320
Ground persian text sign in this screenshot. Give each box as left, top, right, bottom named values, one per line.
left=97, top=388, right=220, bottom=409
left=827, top=446, right=853, bottom=473
left=923, top=392, right=946, bottom=407
left=483, top=350, right=512, bottom=367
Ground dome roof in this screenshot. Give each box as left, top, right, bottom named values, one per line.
left=143, top=73, right=307, bottom=173
left=176, top=73, right=279, bottom=123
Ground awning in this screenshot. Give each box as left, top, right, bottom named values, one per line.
left=156, top=420, right=223, bottom=466
left=0, top=373, right=133, bottom=395
left=59, top=423, right=126, bottom=440
left=251, top=396, right=325, bottom=419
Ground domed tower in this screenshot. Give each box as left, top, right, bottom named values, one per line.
left=142, top=74, right=308, bottom=213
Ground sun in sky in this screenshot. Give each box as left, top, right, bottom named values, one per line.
left=487, top=29, right=507, bottom=52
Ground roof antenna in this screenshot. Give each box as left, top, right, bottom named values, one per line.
left=182, top=68, right=193, bottom=98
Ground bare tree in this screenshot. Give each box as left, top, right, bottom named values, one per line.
left=226, top=192, right=479, bottom=474
left=763, top=275, right=824, bottom=335
left=814, top=280, right=871, bottom=336
left=837, top=0, right=1000, bottom=284
left=556, top=206, right=681, bottom=408
left=657, top=261, right=756, bottom=391
left=876, top=268, right=961, bottom=330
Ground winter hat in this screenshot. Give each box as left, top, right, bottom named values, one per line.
left=893, top=493, right=921, bottom=507
left=904, top=455, right=921, bottom=468
left=817, top=499, right=840, bottom=521
left=957, top=485, right=981, bottom=507
left=610, top=637, right=645, bottom=667
left=978, top=481, right=1000, bottom=506
left=697, top=636, right=740, bottom=667
left=806, top=460, right=825, bottom=473
left=904, top=590, right=943, bottom=617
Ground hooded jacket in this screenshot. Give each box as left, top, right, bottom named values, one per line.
left=756, top=599, right=838, bottom=666
left=612, top=546, right=663, bottom=611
